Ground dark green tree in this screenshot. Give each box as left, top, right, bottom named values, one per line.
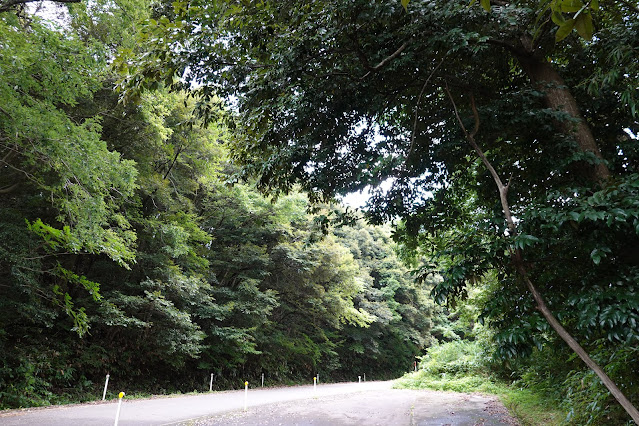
left=332, top=221, right=433, bottom=379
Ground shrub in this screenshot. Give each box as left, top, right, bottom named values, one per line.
left=419, top=340, right=490, bottom=377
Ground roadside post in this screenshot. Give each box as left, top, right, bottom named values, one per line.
left=114, top=392, right=125, bottom=426
left=313, top=376, right=317, bottom=393
left=358, top=375, right=361, bottom=383
left=102, top=374, right=110, bottom=401
left=244, top=381, right=248, bottom=411
left=261, top=373, right=264, bottom=388
left=210, top=373, right=214, bottom=392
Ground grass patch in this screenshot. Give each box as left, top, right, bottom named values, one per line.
left=395, top=371, right=503, bottom=394
left=499, top=386, right=565, bottom=426
left=395, top=370, right=564, bottom=425
left=394, top=339, right=566, bottom=425
left=396, top=370, right=565, bottom=425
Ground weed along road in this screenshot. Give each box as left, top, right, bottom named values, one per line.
left=0, top=381, right=518, bottom=425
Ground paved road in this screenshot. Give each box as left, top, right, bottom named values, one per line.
left=0, top=381, right=391, bottom=425
left=0, top=381, right=518, bottom=425
left=190, top=388, right=518, bottom=426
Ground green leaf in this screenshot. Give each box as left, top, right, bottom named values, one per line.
left=574, top=13, right=593, bottom=40
left=480, top=0, right=491, bottom=12
left=401, top=0, right=410, bottom=11
left=590, top=0, right=599, bottom=10
left=559, top=0, right=584, bottom=12
left=555, top=18, right=576, bottom=42
left=551, top=11, right=566, bottom=25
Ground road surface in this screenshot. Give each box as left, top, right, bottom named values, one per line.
left=0, top=381, right=518, bottom=425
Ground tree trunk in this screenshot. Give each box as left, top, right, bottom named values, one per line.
left=515, top=44, right=611, bottom=183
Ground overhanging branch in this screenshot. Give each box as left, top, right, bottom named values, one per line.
left=361, top=41, right=409, bottom=79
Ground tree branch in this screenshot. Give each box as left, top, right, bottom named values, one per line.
left=361, top=41, right=409, bottom=79
left=485, top=38, right=526, bottom=56
left=617, top=0, right=639, bottom=13
left=0, top=182, right=19, bottom=193
left=406, top=57, right=446, bottom=164
left=0, top=105, right=12, bottom=118
left=444, top=84, right=515, bottom=234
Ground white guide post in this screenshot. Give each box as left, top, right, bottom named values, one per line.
left=102, top=374, right=110, bottom=401
left=113, top=392, right=125, bottom=426
left=313, top=376, right=317, bottom=393
left=261, top=373, right=264, bottom=388
left=244, top=381, right=248, bottom=411
left=209, top=373, right=214, bottom=392
left=358, top=375, right=361, bottom=383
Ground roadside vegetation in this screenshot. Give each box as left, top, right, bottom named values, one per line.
left=396, top=331, right=566, bottom=425
left=396, top=283, right=637, bottom=425
left=397, top=352, right=564, bottom=426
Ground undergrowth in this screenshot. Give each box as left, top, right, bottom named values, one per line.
left=394, top=340, right=565, bottom=426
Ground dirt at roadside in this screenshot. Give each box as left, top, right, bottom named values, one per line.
left=182, top=388, right=519, bottom=426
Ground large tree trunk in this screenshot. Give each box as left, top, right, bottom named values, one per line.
left=515, top=40, right=611, bottom=183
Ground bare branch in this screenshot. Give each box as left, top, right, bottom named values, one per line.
left=445, top=84, right=515, bottom=234
left=0, top=182, right=19, bottom=193
left=406, top=57, right=446, bottom=163
left=1, top=146, right=18, bottom=164
left=361, top=41, right=409, bottom=79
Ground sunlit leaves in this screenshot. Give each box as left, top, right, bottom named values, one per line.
left=0, top=16, right=139, bottom=268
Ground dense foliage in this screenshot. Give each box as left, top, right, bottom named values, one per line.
left=0, top=4, right=434, bottom=408
left=122, top=0, right=639, bottom=422
left=2, top=0, right=639, bottom=422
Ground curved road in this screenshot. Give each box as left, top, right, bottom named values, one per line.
left=0, top=381, right=518, bottom=425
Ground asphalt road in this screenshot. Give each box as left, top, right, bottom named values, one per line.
left=0, top=381, right=518, bottom=425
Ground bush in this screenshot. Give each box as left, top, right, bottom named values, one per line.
left=418, top=340, right=490, bottom=377
left=395, top=340, right=565, bottom=426
left=395, top=340, right=497, bottom=394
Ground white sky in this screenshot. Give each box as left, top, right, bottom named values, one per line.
left=338, top=178, right=396, bottom=209
left=339, top=190, right=371, bottom=209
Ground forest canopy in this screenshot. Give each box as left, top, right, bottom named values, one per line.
left=1, top=0, right=638, bottom=423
